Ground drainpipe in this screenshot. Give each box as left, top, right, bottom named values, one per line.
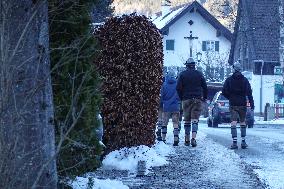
left=254, top=60, right=264, bottom=115
left=260, top=61, right=264, bottom=115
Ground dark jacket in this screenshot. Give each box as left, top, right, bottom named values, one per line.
left=162, top=75, right=180, bottom=112
left=176, top=66, right=208, bottom=101
left=222, top=71, right=254, bottom=109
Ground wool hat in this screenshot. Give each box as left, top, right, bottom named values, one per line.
left=233, top=61, right=242, bottom=72
left=167, top=69, right=176, bottom=77
left=184, top=57, right=195, bottom=65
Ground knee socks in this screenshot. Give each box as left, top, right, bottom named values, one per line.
left=184, top=121, right=191, bottom=141
left=231, top=125, right=237, bottom=143
left=173, top=127, right=180, bottom=142
left=240, top=124, right=246, bottom=141
left=192, top=120, right=199, bottom=133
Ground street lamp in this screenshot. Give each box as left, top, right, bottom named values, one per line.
left=196, top=52, right=202, bottom=62
left=196, top=52, right=202, bottom=72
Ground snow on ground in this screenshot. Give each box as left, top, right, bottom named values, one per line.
left=252, top=157, right=284, bottom=189
left=202, top=123, right=284, bottom=189
left=199, top=134, right=246, bottom=187
left=254, top=116, right=284, bottom=125
left=164, top=122, right=258, bottom=188
left=102, top=141, right=175, bottom=174
left=241, top=128, right=284, bottom=188
left=72, top=119, right=284, bottom=189
left=201, top=115, right=284, bottom=125
left=72, top=124, right=176, bottom=189
left=71, top=177, right=129, bottom=189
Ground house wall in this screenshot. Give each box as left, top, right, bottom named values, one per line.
left=162, top=9, right=231, bottom=68
left=279, top=0, right=284, bottom=68
left=246, top=73, right=283, bottom=114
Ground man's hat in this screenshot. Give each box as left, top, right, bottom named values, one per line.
left=233, top=61, right=242, bottom=72
left=185, top=57, right=195, bottom=65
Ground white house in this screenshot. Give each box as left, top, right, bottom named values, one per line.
left=152, top=0, right=233, bottom=77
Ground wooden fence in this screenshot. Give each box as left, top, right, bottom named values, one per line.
left=265, top=103, right=284, bottom=120
left=273, top=103, right=284, bottom=118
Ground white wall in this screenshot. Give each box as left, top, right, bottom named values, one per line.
left=162, top=9, right=231, bottom=67
left=249, top=74, right=283, bottom=114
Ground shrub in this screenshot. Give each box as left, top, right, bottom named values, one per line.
left=95, top=14, right=163, bottom=153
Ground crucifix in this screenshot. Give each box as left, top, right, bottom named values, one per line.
left=184, top=31, right=198, bottom=58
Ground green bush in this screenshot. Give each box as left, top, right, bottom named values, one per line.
left=49, top=0, right=103, bottom=177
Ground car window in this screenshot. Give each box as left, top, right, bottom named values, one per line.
left=218, top=94, right=227, bottom=100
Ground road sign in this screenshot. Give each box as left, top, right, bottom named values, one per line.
left=274, top=66, right=283, bottom=75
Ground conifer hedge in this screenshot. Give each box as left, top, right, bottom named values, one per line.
left=95, top=14, right=163, bottom=153
left=49, top=0, right=104, bottom=177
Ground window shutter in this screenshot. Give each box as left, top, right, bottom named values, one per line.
left=166, top=40, right=175, bottom=50
left=220, top=67, right=224, bottom=81
left=202, top=41, right=206, bottom=51
left=215, top=41, right=219, bottom=52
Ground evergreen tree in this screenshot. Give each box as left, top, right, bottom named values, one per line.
left=92, top=0, right=113, bottom=22
left=48, top=0, right=105, bottom=177
left=204, top=0, right=238, bottom=31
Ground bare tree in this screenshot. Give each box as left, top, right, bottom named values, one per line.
left=204, top=0, right=238, bottom=31
left=200, top=51, right=230, bottom=82
left=0, top=1, right=57, bottom=188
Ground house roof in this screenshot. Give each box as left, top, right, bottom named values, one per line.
left=229, top=0, right=280, bottom=65
left=152, top=1, right=232, bottom=41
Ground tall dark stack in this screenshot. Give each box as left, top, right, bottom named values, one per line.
left=95, top=14, right=163, bottom=153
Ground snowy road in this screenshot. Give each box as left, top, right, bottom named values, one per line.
left=76, top=122, right=284, bottom=189
left=201, top=124, right=284, bottom=189
left=125, top=123, right=268, bottom=189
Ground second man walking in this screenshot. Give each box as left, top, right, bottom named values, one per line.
left=176, top=58, right=208, bottom=147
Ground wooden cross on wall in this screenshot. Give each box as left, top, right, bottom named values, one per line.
left=184, top=31, right=198, bottom=58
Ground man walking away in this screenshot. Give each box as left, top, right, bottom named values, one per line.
left=222, top=61, right=254, bottom=149
left=161, top=70, right=180, bottom=146
left=176, top=58, right=208, bottom=147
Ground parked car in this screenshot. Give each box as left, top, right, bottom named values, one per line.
left=207, top=91, right=254, bottom=128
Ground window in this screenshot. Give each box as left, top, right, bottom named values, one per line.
left=275, top=84, right=284, bottom=103
left=281, top=37, right=284, bottom=45
left=202, top=41, right=219, bottom=51
left=166, top=40, right=175, bottom=50
left=218, top=94, right=227, bottom=100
